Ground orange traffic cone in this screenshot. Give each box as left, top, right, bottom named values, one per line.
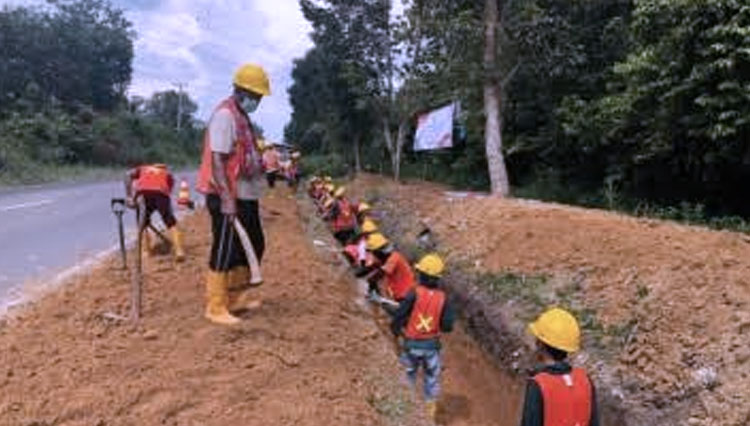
left=177, top=179, right=194, bottom=209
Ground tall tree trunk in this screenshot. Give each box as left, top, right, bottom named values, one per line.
left=483, top=0, right=511, bottom=196
left=354, top=135, right=361, bottom=174
left=394, top=120, right=407, bottom=182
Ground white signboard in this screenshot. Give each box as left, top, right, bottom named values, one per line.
left=414, top=103, right=455, bottom=151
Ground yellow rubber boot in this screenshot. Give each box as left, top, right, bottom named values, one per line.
left=204, top=271, right=240, bottom=325
left=170, top=226, right=186, bottom=262
left=425, top=401, right=437, bottom=422
left=227, top=266, right=262, bottom=313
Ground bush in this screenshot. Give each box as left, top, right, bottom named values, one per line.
left=301, top=153, right=350, bottom=178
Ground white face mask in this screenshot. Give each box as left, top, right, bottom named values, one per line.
left=239, top=96, right=260, bottom=113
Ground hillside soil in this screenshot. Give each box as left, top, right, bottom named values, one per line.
left=348, top=174, right=750, bottom=426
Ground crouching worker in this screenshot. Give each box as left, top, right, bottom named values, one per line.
left=125, top=163, right=185, bottom=262
left=324, top=186, right=357, bottom=244
left=364, top=233, right=416, bottom=308
left=343, top=218, right=380, bottom=276
left=520, top=308, right=600, bottom=426
left=390, top=254, right=455, bottom=421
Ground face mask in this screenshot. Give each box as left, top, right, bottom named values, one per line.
left=239, top=96, right=260, bottom=113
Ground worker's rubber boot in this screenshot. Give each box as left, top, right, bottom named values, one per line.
left=425, top=401, right=437, bottom=422
left=170, top=226, right=186, bottom=262
left=227, top=266, right=262, bottom=313
left=204, top=271, right=240, bottom=325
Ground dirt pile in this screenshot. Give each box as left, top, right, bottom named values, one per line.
left=350, top=174, right=750, bottom=426
left=0, top=195, right=428, bottom=426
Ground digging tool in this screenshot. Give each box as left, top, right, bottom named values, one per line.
left=147, top=224, right=172, bottom=247
left=367, top=292, right=400, bottom=308
left=233, top=218, right=263, bottom=285
left=111, top=198, right=127, bottom=269
left=131, top=196, right=146, bottom=322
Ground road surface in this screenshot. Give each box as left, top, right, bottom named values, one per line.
left=0, top=174, right=196, bottom=312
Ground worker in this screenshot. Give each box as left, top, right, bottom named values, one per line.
left=286, top=151, right=302, bottom=190
left=365, top=233, right=416, bottom=304
left=324, top=186, right=357, bottom=244
left=196, top=63, right=270, bottom=325
left=355, top=201, right=372, bottom=226
left=262, top=144, right=281, bottom=188
left=520, top=308, right=600, bottom=426
left=343, top=218, right=380, bottom=274
left=124, top=163, right=185, bottom=262
left=390, top=254, right=455, bottom=421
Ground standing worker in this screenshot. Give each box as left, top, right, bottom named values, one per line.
left=365, top=233, right=416, bottom=304
left=196, top=63, right=270, bottom=325
left=124, top=163, right=185, bottom=262
left=390, top=254, right=455, bottom=421
left=262, top=144, right=281, bottom=189
left=520, top=308, right=600, bottom=426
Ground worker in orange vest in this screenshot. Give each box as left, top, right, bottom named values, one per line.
left=124, top=163, right=185, bottom=262
left=365, top=233, right=416, bottom=304
left=196, top=63, right=270, bottom=325
left=262, top=144, right=281, bottom=188
left=343, top=218, right=380, bottom=275
left=323, top=186, right=357, bottom=244
left=520, top=308, right=600, bottom=426
left=390, top=254, right=456, bottom=421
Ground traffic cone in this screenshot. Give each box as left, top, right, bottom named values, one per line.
left=177, top=179, right=193, bottom=209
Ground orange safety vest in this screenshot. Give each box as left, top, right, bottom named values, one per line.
left=382, top=252, right=416, bottom=301
left=404, top=286, right=446, bottom=340
left=533, top=368, right=593, bottom=426
left=332, top=198, right=356, bottom=232
left=135, top=165, right=172, bottom=195
left=196, top=97, right=261, bottom=196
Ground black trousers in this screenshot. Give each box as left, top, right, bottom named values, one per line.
left=207, top=194, right=265, bottom=272
left=138, top=190, right=177, bottom=228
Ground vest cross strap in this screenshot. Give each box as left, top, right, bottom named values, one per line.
left=404, top=286, right=446, bottom=340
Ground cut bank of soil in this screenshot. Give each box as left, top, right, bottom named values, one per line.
left=0, top=192, right=521, bottom=426
left=348, top=174, right=750, bottom=426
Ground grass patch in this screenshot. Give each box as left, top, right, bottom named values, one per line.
left=0, top=164, right=122, bottom=187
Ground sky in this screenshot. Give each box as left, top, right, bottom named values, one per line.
left=1, top=0, right=314, bottom=142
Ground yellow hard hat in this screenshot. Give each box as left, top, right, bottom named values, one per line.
left=361, top=219, right=378, bottom=234
left=415, top=254, right=445, bottom=278
left=528, top=308, right=581, bottom=353
left=291, top=151, right=301, bottom=159
left=366, top=233, right=389, bottom=251
left=334, top=186, right=346, bottom=198
left=325, top=184, right=335, bottom=193
left=151, top=163, right=168, bottom=169
left=233, top=63, right=271, bottom=96
left=324, top=176, right=332, bottom=182
left=358, top=202, right=371, bottom=214
left=256, top=138, right=267, bottom=151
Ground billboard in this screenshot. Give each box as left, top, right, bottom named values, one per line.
left=414, top=103, right=455, bottom=152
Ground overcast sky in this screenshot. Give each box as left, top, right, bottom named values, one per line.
left=1, top=0, right=314, bottom=142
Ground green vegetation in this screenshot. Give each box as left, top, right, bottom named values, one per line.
left=0, top=0, right=202, bottom=185
left=288, top=0, right=750, bottom=221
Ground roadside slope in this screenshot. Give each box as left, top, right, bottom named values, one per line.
left=0, top=195, right=426, bottom=425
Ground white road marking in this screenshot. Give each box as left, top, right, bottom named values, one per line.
left=0, top=199, right=54, bottom=212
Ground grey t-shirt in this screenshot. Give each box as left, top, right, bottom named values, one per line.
left=207, top=107, right=264, bottom=200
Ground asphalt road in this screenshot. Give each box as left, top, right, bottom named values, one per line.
left=0, top=174, right=196, bottom=311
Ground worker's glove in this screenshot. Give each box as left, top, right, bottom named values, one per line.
left=125, top=197, right=136, bottom=209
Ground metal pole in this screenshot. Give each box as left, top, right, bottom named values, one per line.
left=131, top=197, right=146, bottom=322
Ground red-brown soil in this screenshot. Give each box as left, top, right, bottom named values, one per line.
left=349, top=174, right=750, bottom=426
left=0, top=191, right=521, bottom=426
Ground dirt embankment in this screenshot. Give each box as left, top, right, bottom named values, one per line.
left=349, top=174, right=750, bottom=426
left=0, top=195, right=429, bottom=426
